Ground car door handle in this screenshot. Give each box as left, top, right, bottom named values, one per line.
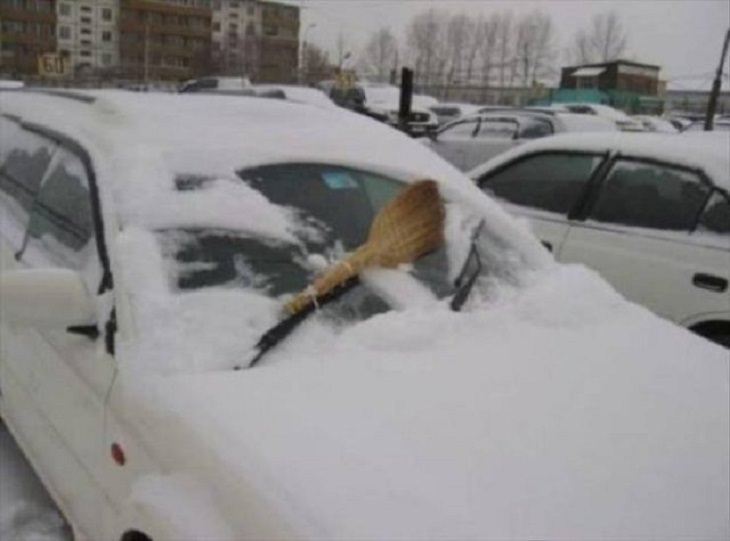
left=541, top=240, right=553, bottom=252
left=692, top=273, right=728, bottom=293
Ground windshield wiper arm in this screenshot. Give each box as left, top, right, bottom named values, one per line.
left=450, top=220, right=484, bottom=312
left=239, top=276, right=360, bottom=369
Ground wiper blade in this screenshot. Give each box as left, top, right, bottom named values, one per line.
left=239, top=276, right=360, bottom=369
left=450, top=220, right=484, bottom=312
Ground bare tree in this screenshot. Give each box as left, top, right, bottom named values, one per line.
left=513, top=10, right=556, bottom=87
left=477, top=14, right=500, bottom=92
left=359, top=27, right=399, bottom=82
left=303, top=42, right=332, bottom=83
left=570, top=11, right=628, bottom=64
left=444, top=14, right=473, bottom=89
left=405, top=9, right=449, bottom=87
left=493, top=11, right=514, bottom=90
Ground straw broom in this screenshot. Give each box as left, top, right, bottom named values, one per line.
left=285, top=179, right=444, bottom=315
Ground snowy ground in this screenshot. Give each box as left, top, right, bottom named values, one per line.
left=0, top=421, right=71, bottom=541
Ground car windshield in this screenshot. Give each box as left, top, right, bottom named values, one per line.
left=156, top=164, right=453, bottom=321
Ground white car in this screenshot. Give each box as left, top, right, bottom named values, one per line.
left=424, top=110, right=616, bottom=171
left=428, top=102, right=481, bottom=126
left=250, top=84, right=337, bottom=110
left=632, top=115, right=679, bottom=133
left=0, top=90, right=727, bottom=541
left=550, top=103, right=645, bottom=132
left=360, top=83, right=439, bottom=135
left=471, top=132, right=730, bottom=347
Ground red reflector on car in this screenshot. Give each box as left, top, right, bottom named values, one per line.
left=111, top=442, right=126, bottom=466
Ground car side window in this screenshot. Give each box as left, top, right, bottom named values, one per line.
left=480, top=153, right=602, bottom=215
left=589, top=160, right=711, bottom=231
left=697, top=192, right=730, bottom=235
left=0, top=119, right=58, bottom=246
left=440, top=120, right=478, bottom=139
left=20, top=145, right=101, bottom=290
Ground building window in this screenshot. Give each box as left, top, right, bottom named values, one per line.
left=80, top=16, right=91, bottom=24
left=231, top=1, right=239, bottom=7
left=102, top=53, right=112, bottom=66
left=81, top=39, right=92, bottom=46
left=59, top=3, right=71, bottom=16
left=80, top=50, right=91, bottom=57
left=213, top=22, right=221, bottom=31
left=102, top=8, right=113, bottom=21
left=81, top=5, right=91, bottom=11
left=80, top=28, right=91, bottom=35
left=58, top=26, right=71, bottom=39
left=102, top=31, right=112, bottom=42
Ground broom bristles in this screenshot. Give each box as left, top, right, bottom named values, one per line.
left=285, top=180, right=444, bottom=315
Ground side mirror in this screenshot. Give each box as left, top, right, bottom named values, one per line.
left=0, top=269, right=95, bottom=328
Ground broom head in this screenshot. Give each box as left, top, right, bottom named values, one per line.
left=285, top=180, right=444, bottom=314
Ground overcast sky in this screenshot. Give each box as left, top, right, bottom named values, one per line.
left=289, top=0, right=729, bottom=88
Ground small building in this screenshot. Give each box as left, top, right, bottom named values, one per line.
left=553, top=59, right=663, bottom=113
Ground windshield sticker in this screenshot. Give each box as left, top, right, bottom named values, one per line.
left=322, top=171, right=359, bottom=190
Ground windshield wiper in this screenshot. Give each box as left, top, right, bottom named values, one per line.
left=238, top=276, right=360, bottom=369
left=450, top=220, right=484, bottom=312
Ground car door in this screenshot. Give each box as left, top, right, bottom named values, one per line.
left=559, top=157, right=728, bottom=324
left=476, top=151, right=608, bottom=255
left=0, top=120, right=115, bottom=537
left=428, top=118, right=480, bottom=170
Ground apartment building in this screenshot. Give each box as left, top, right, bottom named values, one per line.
left=119, top=0, right=212, bottom=80
left=211, top=0, right=261, bottom=78
left=0, top=0, right=56, bottom=76
left=258, top=0, right=298, bottom=83
left=56, top=0, right=118, bottom=75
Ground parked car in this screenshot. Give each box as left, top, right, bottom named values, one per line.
left=632, top=115, right=679, bottom=133
left=179, top=76, right=251, bottom=93
left=359, top=83, right=440, bottom=135
left=683, top=118, right=730, bottom=132
left=423, top=110, right=616, bottom=171
left=470, top=132, right=730, bottom=347
left=429, top=102, right=482, bottom=126
left=0, top=90, right=727, bottom=541
left=549, top=103, right=645, bottom=131
left=250, top=84, right=337, bottom=109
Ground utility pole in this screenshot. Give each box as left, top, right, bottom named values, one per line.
left=143, top=22, right=150, bottom=89
left=704, top=28, right=730, bottom=131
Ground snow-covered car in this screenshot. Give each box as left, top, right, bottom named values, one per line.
left=423, top=110, right=616, bottom=171
left=429, top=102, right=482, bottom=126
left=251, top=84, right=337, bottom=109
left=684, top=118, right=730, bottom=132
left=0, top=90, right=727, bottom=541
left=179, top=76, right=251, bottom=93
left=550, top=102, right=645, bottom=132
left=360, top=83, right=439, bottom=135
left=632, top=115, right=679, bottom=133
left=470, top=132, right=730, bottom=347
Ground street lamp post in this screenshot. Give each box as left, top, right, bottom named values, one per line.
left=299, top=23, right=316, bottom=84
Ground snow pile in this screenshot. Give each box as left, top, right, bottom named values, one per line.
left=0, top=424, right=70, bottom=541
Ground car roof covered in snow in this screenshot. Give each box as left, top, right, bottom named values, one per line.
left=470, top=131, right=730, bottom=191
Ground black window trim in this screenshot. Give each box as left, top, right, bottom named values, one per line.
left=437, top=117, right=480, bottom=138
left=476, top=149, right=610, bottom=219
left=2, top=114, right=113, bottom=294
left=583, top=153, right=717, bottom=233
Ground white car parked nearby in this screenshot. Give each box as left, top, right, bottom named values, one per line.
left=550, top=102, right=645, bottom=131
left=360, top=83, right=439, bottom=134
left=428, top=102, right=482, bottom=126
left=471, top=132, right=730, bottom=347
left=424, top=110, right=616, bottom=171
left=0, top=90, right=727, bottom=541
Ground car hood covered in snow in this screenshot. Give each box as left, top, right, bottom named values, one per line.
left=120, top=263, right=729, bottom=540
